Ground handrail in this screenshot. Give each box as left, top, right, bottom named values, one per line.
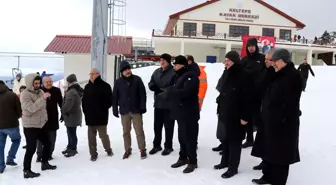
left=152, top=29, right=336, bottom=47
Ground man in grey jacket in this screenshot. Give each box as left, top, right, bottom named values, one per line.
left=20, top=73, right=57, bottom=179
left=62, top=74, right=83, bottom=157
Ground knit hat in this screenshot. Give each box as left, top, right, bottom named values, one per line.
left=247, top=38, right=258, bottom=47
left=160, top=53, right=171, bottom=63
left=66, top=74, right=77, bottom=83
left=271, top=48, right=292, bottom=63
left=173, top=55, right=188, bottom=66
left=225, top=51, right=240, bottom=63
left=119, top=60, right=131, bottom=72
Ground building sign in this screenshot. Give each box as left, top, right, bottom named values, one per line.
left=219, top=8, right=259, bottom=22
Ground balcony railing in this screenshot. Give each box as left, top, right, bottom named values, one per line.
left=152, top=29, right=336, bottom=48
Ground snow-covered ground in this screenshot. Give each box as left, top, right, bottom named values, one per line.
left=1, top=63, right=336, bottom=185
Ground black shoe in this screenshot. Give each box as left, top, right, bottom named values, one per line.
left=183, top=164, right=197, bottom=173
left=107, top=150, right=114, bottom=157
left=123, top=150, right=132, bottom=159
left=171, top=159, right=188, bottom=168
left=62, top=148, right=70, bottom=154
left=64, top=150, right=78, bottom=157
left=23, top=170, right=41, bottom=179
left=149, top=147, right=162, bottom=155
left=212, top=144, right=222, bottom=152
left=214, top=163, right=227, bottom=170
left=6, top=161, right=18, bottom=166
left=91, top=155, right=98, bottom=161
left=41, top=162, right=57, bottom=171
left=221, top=170, right=238, bottom=179
left=253, top=162, right=265, bottom=170
left=140, top=150, right=147, bottom=159
left=252, top=178, right=270, bottom=184
left=161, top=148, right=173, bottom=156
left=36, top=156, right=42, bottom=163
left=242, top=141, right=254, bottom=148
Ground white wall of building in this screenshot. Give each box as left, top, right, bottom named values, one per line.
left=63, top=54, right=117, bottom=87
left=174, top=0, right=297, bottom=38
left=153, top=41, right=181, bottom=56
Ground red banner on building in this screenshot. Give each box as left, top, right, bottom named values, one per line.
left=240, top=35, right=275, bottom=58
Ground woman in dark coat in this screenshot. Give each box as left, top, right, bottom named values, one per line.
left=252, top=48, right=302, bottom=185
left=61, top=74, right=84, bottom=157
left=214, top=51, right=253, bottom=179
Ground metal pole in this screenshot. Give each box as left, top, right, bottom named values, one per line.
left=91, top=0, right=109, bottom=81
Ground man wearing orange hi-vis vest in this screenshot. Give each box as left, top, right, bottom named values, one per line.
left=198, top=66, right=208, bottom=110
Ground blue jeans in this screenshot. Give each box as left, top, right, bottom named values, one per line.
left=0, top=127, right=21, bottom=171
left=66, top=127, right=78, bottom=150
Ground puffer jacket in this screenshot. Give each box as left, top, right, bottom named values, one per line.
left=62, top=83, right=83, bottom=127
left=20, top=73, right=48, bottom=128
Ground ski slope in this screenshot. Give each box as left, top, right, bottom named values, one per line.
left=1, top=63, right=336, bottom=185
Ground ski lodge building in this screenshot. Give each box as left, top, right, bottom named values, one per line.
left=152, top=0, right=336, bottom=65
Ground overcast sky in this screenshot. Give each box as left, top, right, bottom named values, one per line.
left=0, top=0, right=334, bottom=71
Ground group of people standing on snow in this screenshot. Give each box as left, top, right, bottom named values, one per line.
left=211, top=37, right=313, bottom=184
left=0, top=38, right=313, bottom=184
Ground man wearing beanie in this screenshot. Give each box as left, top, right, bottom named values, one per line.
left=61, top=74, right=83, bottom=157
left=82, top=68, right=113, bottom=161
left=240, top=37, right=266, bottom=148
left=148, top=53, right=176, bottom=156
left=215, top=50, right=253, bottom=179
left=13, top=73, right=25, bottom=95
left=252, top=48, right=302, bottom=185
left=159, top=55, right=199, bottom=173
left=112, top=61, right=147, bottom=160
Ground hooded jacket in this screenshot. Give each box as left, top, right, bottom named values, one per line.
left=20, top=73, right=48, bottom=128
left=13, top=78, right=25, bottom=95
left=240, top=38, right=266, bottom=110
left=62, top=83, right=83, bottom=127
left=0, top=83, right=22, bottom=129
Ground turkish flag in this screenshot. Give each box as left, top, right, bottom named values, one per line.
left=240, top=35, right=259, bottom=58
left=260, top=36, right=275, bottom=54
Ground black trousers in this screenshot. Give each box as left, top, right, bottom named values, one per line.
left=262, top=160, right=289, bottom=185
left=66, top=127, right=78, bottom=150
left=302, top=78, right=308, bottom=91
left=23, top=128, right=51, bottom=170
left=246, top=112, right=260, bottom=143
left=153, top=108, right=175, bottom=149
left=36, top=130, right=57, bottom=157
left=220, top=139, right=242, bottom=171
left=177, top=119, right=198, bottom=165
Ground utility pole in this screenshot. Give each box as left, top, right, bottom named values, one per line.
left=91, top=0, right=109, bottom=81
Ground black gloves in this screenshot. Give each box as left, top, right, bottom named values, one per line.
left=59, top=116, right=64, bottom=123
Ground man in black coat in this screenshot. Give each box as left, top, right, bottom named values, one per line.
left=148, top=53, right=176, bottom=156
left=36, top=76, right=63, bottom=162
left=82, top=68, right=113, bottom=161
left=252, top=48, right=302, bottom=185
left=186, top=55, right=201, bottom=77
left=215, top=51, right=253, bottom=179
left=159, top=55, right=199, bottom=173
left=251, top=49, right=276, bottom=171
left=240, top=37, right=266, bottom=148
left=112, top=61, right=147, bottom=160
left=297, top=59, right=315, bottom=91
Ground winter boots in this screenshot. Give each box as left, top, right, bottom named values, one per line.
left=212, top=144, right=223, bottom=152
left=122, top=150, right=147, bottom=159
left=64, top=149, right=78, bottom=158
left=23, top=162, right=57, bottom=179
left=171, top=159, right=197, bottom=173
left=149, top=147, right=173, bottom=156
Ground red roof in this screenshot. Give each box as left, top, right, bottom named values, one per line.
left=44, top=35, right=133, bottom=55
left=163, top=0, right=305, bottom=33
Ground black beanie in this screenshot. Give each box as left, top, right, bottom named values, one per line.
left=225, top=51, right=240, bottom=63
left=160, top=53, right=171, bottom=63
left=247, top=38, right=258, bottom=47
left=66, top=74, right=77, bottom=83
left=173, top=55, right=188, bottom=66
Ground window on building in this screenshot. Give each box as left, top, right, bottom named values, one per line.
left=279, top=29, right=292, bottom=40
left=202, top=23, right=216, bottom=36
left=183, top=22, right=197, bottom=36
left=229, top=25, right=249, bottom=37
left=262, top=28, right=275, bottom=37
